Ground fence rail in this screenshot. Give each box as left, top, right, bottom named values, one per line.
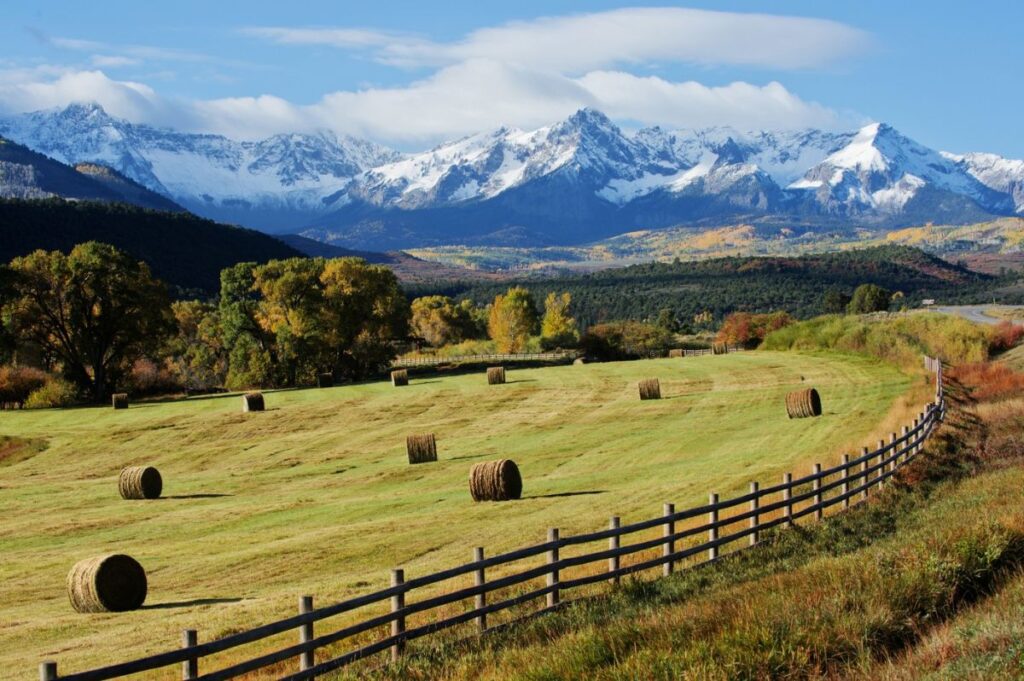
left=391, top=351, right=576, bottom=368
left=41, top=358, right=945, bottom=681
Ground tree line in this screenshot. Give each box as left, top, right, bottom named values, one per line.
left=0, top=242, right=580, bottom=406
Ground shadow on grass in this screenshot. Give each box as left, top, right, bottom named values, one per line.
left=505, top=379, right=538, bottom=384
left=527, top=490, right=607, bottom=499
left=141, top=597, right=243, bottom=610
left=162, top=493, right=233, bottom=500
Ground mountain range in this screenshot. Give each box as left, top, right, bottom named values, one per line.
left=2, top=103, right=1023, bottom=251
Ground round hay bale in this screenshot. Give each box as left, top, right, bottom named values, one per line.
left=111, top=393, right=129, bottom=409
left=487, top=366, right=506, bottom=385
left=242, top=392, right=264, bottom=412
left=317, top=373, right=334, bottom=388
left=391, top=369, right=409, bottom=387
left=638, top=378, right=661, bottom=400
left=785, top=387, right=821, bottom=419
left=668, top=349, right=684, bottom=358
left=712, top=342, right=728, bottom=355
left=469, top=459, right=522, bottom=501
left=406, top=433, right=438, bottom=464
left=118, top=466, right=162, bottom=500
left=67, top=554, right=147, bottom=613
left=573, top=357, right=586, bottom=365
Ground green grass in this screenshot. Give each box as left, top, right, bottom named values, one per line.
left=356, top=392, right=1024, bottom=681
left=0, top=352, right=914, bottom=676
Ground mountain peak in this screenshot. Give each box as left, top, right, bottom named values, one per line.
left=559, top=108, right=618, bottom=134
left=54, top=101, right=113, bottom=123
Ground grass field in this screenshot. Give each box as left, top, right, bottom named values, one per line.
left=0, top=351, right=919, bottom=676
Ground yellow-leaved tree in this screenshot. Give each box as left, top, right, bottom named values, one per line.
left=540, top=292, right=578, bottom=349
left=487, top=287, right=539, bottom=353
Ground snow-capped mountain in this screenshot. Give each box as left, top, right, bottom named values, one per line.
left=2, top=103, right=1022, bottom=249
left=0, top=103, right=400, bottom=229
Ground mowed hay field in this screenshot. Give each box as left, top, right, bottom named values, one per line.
left=0, top=352, right=918, bottom=676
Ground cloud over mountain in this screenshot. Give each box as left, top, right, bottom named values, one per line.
left=0, top=7, right=867, bottom=145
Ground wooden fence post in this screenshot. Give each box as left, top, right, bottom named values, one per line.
left=783, top=474, right=793, bottom=528
left=841, top=455, right=850, bottom=509
left=708, top=493, right=719, bottom=561
left=608, top=517, right=620, bottom=585
left=901, top=426, right=910, bottom=465
left=749, top=482, right=759, bottom=547
left=182, top=629, right=198, bottom=680
left=877, top=440, right=886, bottom=488
left=547, top=528, right=560, bottom=608
left=40, top=662, right=57, bottom=681
left=298, top=596, right=314, bottom=674
left=663, top=503, right=675, bottom=576
left=890, top=433, right=898, bottom=475
left=390, top=569, right=405, bottom=663
left=473, top=547, right=486, bottom=633
left=860, top=447, right=869, bottom=501
left=812, top=464, right=822, bottom=521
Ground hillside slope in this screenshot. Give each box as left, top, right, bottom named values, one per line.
left=0, top=136, right=182, bottom=211
left=0, top=199, right=301, bottom=294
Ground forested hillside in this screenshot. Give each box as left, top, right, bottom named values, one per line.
left=415, top=245, right=1010, bottom=326
left=0, top=199, right=301, bottom=295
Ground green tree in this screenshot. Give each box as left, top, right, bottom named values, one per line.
left=4, top=242, right=174, bottom=400
left=488, top=287, right=539, bottom=353
left=822, top=289, right=851, bottom=314
left=319, top=257, right=409, bottom=379
left=166, top=300, right=227, bottom=391
left=252, top=257, right=326, bottom=386
left=655, top=308, right=679, bottom=333
left=540, top=292, right=578, bottom=349
left=218, top=261, right=277, bottom=389
left=847, top=284, right=892, bottom=314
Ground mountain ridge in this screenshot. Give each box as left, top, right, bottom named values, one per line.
left=2, top=104, right=1022, bottom=250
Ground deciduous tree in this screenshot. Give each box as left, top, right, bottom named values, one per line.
left=488, top=287, right=539, bottom=353
left=4, top=242, right=174, bottom=400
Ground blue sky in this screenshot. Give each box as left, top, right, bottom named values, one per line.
left=2, top=1, right=1021, bottom=156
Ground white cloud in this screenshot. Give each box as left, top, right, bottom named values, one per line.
left=0, top=61, right=849, bottom=145
left=246, top=7, right=869, bottom=72
left=90, top=55, right=141, bottom=68
left=0, top=68, right=179, bottom=125
left=1, top=8, right=869, bottom=145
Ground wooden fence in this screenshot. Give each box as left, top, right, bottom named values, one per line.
left=677, top=344, right=743, bottom=357
left=40, top=359, right=945, bottom=681
left=391, top=351, right=575, bottom=368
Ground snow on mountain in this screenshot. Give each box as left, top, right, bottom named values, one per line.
left=2, top=103, right=1023, bottom=249
left=0, top=103, right=400, bottom=229
left=790, top=123, right=1012, bottom=216
left=946, top=151, right=1024, bottom=213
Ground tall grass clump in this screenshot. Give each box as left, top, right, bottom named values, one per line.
left=763, top=313, right=997, bottom=368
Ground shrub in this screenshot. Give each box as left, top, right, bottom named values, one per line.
left=988, top=320, right=1024, bottom=354
left=847, top=283, right=891, bottom=314
left=0, top=365, right=48, bottom=408
left=763, top=313, right=992, bottom=368
left=949, top=362, right=1024, bottom=402
left=580, top=321, right=673, bottom=360
left=128, top=358, right=183, bottom=396
left=716, top=311, right=793, bottom=347
left=24, top=376, right=78, bottom=408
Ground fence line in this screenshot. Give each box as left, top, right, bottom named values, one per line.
left=40, top=358, right=945, bottom=681
left=391, top=351, right=575, bottom=368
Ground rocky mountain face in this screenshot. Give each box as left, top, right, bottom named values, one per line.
left=3, top=104, right=1022, bottom=250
